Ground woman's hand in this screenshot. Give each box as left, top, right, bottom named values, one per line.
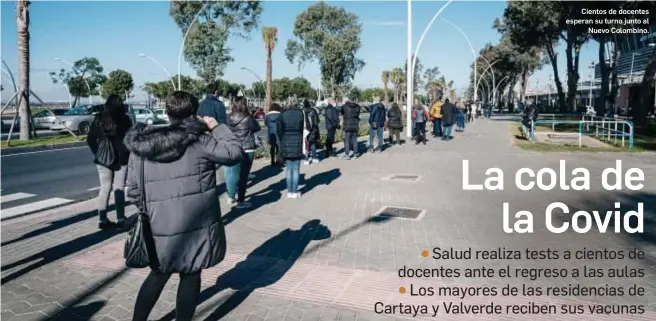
left=199, top=116, right=219, bottom=130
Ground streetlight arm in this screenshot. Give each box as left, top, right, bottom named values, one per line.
left=55, top=58, right=93, bottom=105
left=140, top=54, right=176, bottom=90
left=177, top=3, right=209, bottom=90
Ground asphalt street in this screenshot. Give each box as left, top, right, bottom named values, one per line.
left=0, top=115, right=370, bottom=219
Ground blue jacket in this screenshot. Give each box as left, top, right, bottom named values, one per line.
left=197, top=95, right=227, bottom=125
left=368, top=103, right=386, bottom=128
left=264, top=111, right=281, bottom=138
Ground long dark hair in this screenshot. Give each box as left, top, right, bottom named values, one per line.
left=230, top=97, right=250, bottom=116
left=95, top=94, right=131, bottom=136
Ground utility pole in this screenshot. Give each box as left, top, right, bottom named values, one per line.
left=589, top=62, right=594, bottom=107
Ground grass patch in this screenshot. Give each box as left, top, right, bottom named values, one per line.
left=1, top=134, right=86, bottom=149
left=509, top=124, right=626, bottom=153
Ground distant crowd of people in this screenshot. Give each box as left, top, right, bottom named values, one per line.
left=84, top=83, right=481, bottom=320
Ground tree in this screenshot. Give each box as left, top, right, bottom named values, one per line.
left=169, top=0, right=262, bottom=82
left=349, top=86, right=362, bottom=102
left=262, top=26, right=278, bottom=112
left=49, top=57, right=105, bottom=107
left=285, top=2, right=365, bottom=99
left=404, top=55, right=424, bottom=99
left=17, top=0, right=31, bottom=140
left=102, top=69, right=134, bottom=100
left=390, top=68, right=404, bottom=104
left=381, top=71, right=390, bottom=104
left=423, top=67, right=440, bottom=102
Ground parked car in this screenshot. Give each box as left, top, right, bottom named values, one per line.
left=252, top=107, right=265, bottom=120
left=32, top=109, right=69, bottom=130
left=125, top=104, right=137, bottom=124
left=153, top=108, right=169, bottom=123
left=134, top=107, right=165, bottom=124
left=51, top=105, right=103, bottom=134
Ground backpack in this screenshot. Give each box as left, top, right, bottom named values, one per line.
left=96, top=136, right=116, bottom=168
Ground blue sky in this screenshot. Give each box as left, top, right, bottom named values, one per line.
left=1, top=0, right=599, bottom=102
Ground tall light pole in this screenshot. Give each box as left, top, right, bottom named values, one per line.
left=138, top=54, right=176, bottom=90
left=651, top=43, right=656, bottom=110
left=408, top=0, right=455, bottom=137
left=588, top=62, right=595, bottom=107
left=240, top=67, right=263, bottom=102
left=629, top=52, right=641, bottom=84
left=441, top=17, right=495, bottom=107
left=548, top=74, right=552, bottom=109
left=54, top=58, right=93, bottom=105
left=177, top=2, right=209, bottom=90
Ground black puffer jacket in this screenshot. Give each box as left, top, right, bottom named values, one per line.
left=387, top=107, right=404, bottom=130
left=324, top=104, right=340, bottom=131
left=341, top=101, right=361, bottom=132
left=277, top=108, right=304, bottom=160
left=87, top=114, right=132, bottom=170
left=123, top=118, right=245, bottom=274
left=304, top=106, right=320, bottom=142
left=227, top=112, right=261, bottom=151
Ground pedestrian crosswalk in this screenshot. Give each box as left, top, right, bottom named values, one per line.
left=1, top=192, right=74, bottom=220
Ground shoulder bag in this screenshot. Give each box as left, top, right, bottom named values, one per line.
left=124, top=158, right=158, bottom=269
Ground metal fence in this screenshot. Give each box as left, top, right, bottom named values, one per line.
left=520, top=114, right=634, bottom=149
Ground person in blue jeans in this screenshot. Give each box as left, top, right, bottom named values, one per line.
left=277, top=103, right=305, bottom=198
left=225, top=97, right=261, bottom=208
left=368, top=100, right=386, bottom=153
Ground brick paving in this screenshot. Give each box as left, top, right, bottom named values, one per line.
left=2, top=118, right=656, bottom=320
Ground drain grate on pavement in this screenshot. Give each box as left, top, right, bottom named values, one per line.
left=374, top=206, right=426, bottom=221
left=384, top=174, right=421, bottom=182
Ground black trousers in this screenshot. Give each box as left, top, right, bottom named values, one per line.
left=238, top=154, right=254, bottom=202
left=133, top=270, right=201, bottom=321
left=325, top=128, right=336, bottom=157
left=414, top=122, right=426, bottom=142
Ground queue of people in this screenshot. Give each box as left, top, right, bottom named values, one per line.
left=85, top=86, right=480, bottom=321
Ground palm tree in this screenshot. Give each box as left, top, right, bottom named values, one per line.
left=381, top=70, right=390, bottom=105
left=262, top=26, right=278, bottom=112
left=391, top=68, right=404, bottom=104
left=17, top=0, right=31, bottom=140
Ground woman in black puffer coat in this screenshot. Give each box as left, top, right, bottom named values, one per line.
left=124, top=91, right=245, bottom=321
left=386, top=103, right=404, bottom=145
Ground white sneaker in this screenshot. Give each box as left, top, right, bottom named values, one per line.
left=311, top=158, right=319, bottom=164
left=294, top=192, right=302, bottom=198
left=236, top=202, right=252, bottom=209
left=226, top=198, right=237, bottom=206
left=303, top=160, right=311, bottom=165
left=287, top=192, right=294, bottom=198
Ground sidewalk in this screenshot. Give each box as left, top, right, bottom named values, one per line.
left=2, top=118, right=656, bottom=321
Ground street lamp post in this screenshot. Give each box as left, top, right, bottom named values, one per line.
left=177, top=2, right=209, bottom=91
left=408, top=0, right=455, bottom=137
left=54, top=58, right=93, bottom=105
left=589, top=62, right=594, bottom=107
left=629, top=52, right=641, bottom=84
left=138, top=54, right=176, bottom=90
left=240, top=67, right=264, bottom=103
left=548, top=75, right=552, bottom=109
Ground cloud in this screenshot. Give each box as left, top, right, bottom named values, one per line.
left=364, top=21, right=405, bottom=27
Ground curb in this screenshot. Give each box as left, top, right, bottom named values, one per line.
left=1, top=141, right=87, bottom=156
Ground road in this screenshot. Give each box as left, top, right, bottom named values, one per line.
left=0, top=115, right=372, bottom=219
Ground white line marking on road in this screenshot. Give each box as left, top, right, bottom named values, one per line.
left=87, top=186, right=101, bottom=191
left=1, top=198, right=73, bottom=219
left=1, top=146, right=87, bottom=157
left=1, top=192, right=36, bottom=204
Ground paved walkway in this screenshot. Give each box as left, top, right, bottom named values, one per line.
left=2, top=118, right=656, bottom=321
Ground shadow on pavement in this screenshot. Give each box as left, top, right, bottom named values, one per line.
left=299, top=168, right=341, bottom=194
left=1, top=204, right=121, bottom=247
left=48, top=301, right=106, bottom=321
left=221, top=177, right=285, bottom=226
left=159, top=215, right=391, bottom=321
left=1, top=223, right=124, bottom=284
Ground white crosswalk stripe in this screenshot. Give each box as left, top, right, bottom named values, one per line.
left=1, top=192, right=35, bottom=203
left=1, top=192, right=74, bottom=219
